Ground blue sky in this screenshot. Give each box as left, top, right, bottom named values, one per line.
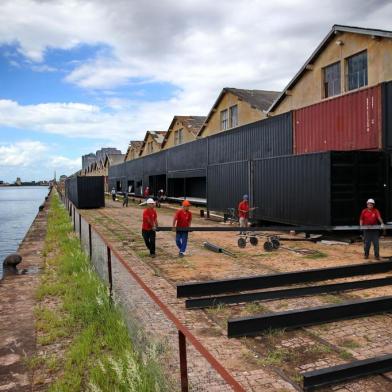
left=0, top=0, right=391, bottom=182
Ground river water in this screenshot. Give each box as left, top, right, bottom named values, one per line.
left=0, top=186, right=48, bottom=279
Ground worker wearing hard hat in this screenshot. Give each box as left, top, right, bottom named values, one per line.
left=142, top=198, right=158, bottom=257
left=172, top=200, right=192, bottom=257
left=359, top=198, right=384, bottom=260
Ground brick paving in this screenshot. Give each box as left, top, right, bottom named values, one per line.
left=77, top=199, right=392, bottom=391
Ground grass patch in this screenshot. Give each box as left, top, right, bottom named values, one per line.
left=305, top=250, right=328, bottom=259
left=244, top=302, right=267, bottom=314
left=340, top=338, right=361, bottom=350
left=32, top=193, right=170, bottom=391
left=339, top=349, right=353, bottom=361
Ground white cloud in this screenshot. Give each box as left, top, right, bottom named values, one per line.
left=0, top=140, right=47, bottom=167
left=1, top=0, right=392, bottom=155
left=0, top=140, right=81, bottom=181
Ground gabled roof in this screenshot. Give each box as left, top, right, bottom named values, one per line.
left=198, top=88, right=280, bottom=136
left=161, top=115, right=206, bottom=147
left=268, top=24, right=392, bottom=113
left=139, top=130, right=167, bottom=156
left=124, top=140, right=143, bottom=160
left=104, top=153, right=126, bottom=167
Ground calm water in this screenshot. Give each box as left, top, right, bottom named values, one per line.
left=0, top=186, right=48, bottom=279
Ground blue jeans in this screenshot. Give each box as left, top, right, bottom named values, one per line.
left=176, top=231, right=188, bottom=253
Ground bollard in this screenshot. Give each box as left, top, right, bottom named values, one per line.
left=79, top=214, right=82, bottom=242
left=88, top=224, right=92, bottom=260
left=200, top=209, right=205, bottom=218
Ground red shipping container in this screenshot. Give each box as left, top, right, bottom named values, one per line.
left=294, top=85, right=382, bottom=154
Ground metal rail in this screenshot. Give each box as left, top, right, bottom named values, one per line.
left=156, top=225, right=390, bottom=232
left=185, top=277, right=392, bottom=309
left=302, top=353, right=392, bottom=391
left=227, top=296, right=392, bottom=338
left=177, top=261, right=392, bottom=298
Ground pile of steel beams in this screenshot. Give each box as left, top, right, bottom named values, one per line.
left=177, top=260, right=392, bottom=390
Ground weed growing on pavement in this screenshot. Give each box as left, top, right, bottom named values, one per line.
left=244, top=302, right=267, bottom=314
left=339, top=338, right=361, bottom=350
left=305, top=250, right=328, bottom=259
left=339, top=349, right=353, bottom=361
left=33, top=193, right=170, bottom=392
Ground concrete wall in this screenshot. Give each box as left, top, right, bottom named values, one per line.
left=162, top=119, right=197, bottom=149
left=274, top=32, right=392, bottom=114
left=201, top=92, right=266, bottom=137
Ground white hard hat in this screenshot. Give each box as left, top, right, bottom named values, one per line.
left=367, top=198, right=375, bottom=204
left=146, top=198, right=155, bottom=204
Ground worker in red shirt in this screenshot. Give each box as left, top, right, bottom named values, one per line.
left=143, top=186, right=150, bottom=200
left=238, top=195, right=255, bottom=233
left=142, top=198, right=158, bottom=257
left=172, top=200, right=192, bottom=257
left=359, top=198, right=384, bottom=260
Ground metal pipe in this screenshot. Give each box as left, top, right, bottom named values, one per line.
left=88, top=224, right=92, bottom=260
left=156, top=224, right=391, bottom=232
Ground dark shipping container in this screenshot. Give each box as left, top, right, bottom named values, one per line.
left=253, top=151, right=387, bottom=226
left=208, top=112, right=292, bottom=164
left=66, top=176, right=105, bottom=209
left=294, top=85, right=382, bottom=154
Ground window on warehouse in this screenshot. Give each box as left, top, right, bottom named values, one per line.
left=323, top=61, right=341, bottom=98
left=220, top=109, right=228, bottom=131
left=347, top=50, right=368, bottom=91
left=229, top=105, right=238, bottom=128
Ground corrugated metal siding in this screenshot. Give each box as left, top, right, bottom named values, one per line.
left=167, top=138, right=207, bottom=171
left=208, top=112, right=293, bottom=164
left=253, top=153, right=331, bottom=226
left=141, top=151, right=167, bottom=175
left=207, top=161, right=249, bottom=212
left=294, top=85, right=382, bottom=154
left=382, top=81, right=392, bottom=150
left=167, top=168, right=206, bottom=179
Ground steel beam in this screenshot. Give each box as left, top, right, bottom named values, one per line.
left=156, top=225, right=390, bottom=232
left=227, top=296, right=392, bottom=338
left=302, top=353, right=392, bottom=391
left=185, top=277, right=392, bottom=309
left=177, top=261, right=392, bottom=298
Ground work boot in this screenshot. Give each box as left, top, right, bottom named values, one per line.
left=364, top=254, right=369, bottom=260
left=375, top=255, right=380, bottom=260
left=179, top=252, right=184, bottom=258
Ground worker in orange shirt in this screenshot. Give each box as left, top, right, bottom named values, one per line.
left=142, top=198, right=158, bottom=257
left=172, top=200, right=192, bottom=257
left=238, top=194, right=255, bottom=233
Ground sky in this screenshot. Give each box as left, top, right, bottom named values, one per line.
left=0, top=0, right=391, bottom=182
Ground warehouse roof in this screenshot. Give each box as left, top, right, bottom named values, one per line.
left=268, top=24, right=392, bottom=113
left=198, top=88, right=280, bottom=136
left=124, top=140, right=143, bottom=160
left=139, top=130, right=167, bottom=156
left=161, top=115, right=206, bottom=147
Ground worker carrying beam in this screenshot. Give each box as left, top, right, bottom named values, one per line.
left=142, top=198, right=158, bottom=258
left=172, top=200, right=192, bottom=257
left=359, top=198, right=384, bottom=260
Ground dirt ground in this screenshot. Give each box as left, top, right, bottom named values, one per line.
left=80, top=197, right=392, bottom=392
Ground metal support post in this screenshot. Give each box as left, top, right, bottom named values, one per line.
left=88, top=224, right=92, bottom=260
left=107, top=246, right=113, bottom=298
left=178, top=331, right=189, bottom=392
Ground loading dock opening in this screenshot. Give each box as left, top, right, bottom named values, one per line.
left=168, top=177, right=206, bottom=199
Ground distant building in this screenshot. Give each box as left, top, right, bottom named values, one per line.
left=82, top=153, right=96, bottom=170
left=15, top=177, right=22, bottom=186
left=59, top=175, right=67, bottom=182
left=96, top=148, right=122, bottom=162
